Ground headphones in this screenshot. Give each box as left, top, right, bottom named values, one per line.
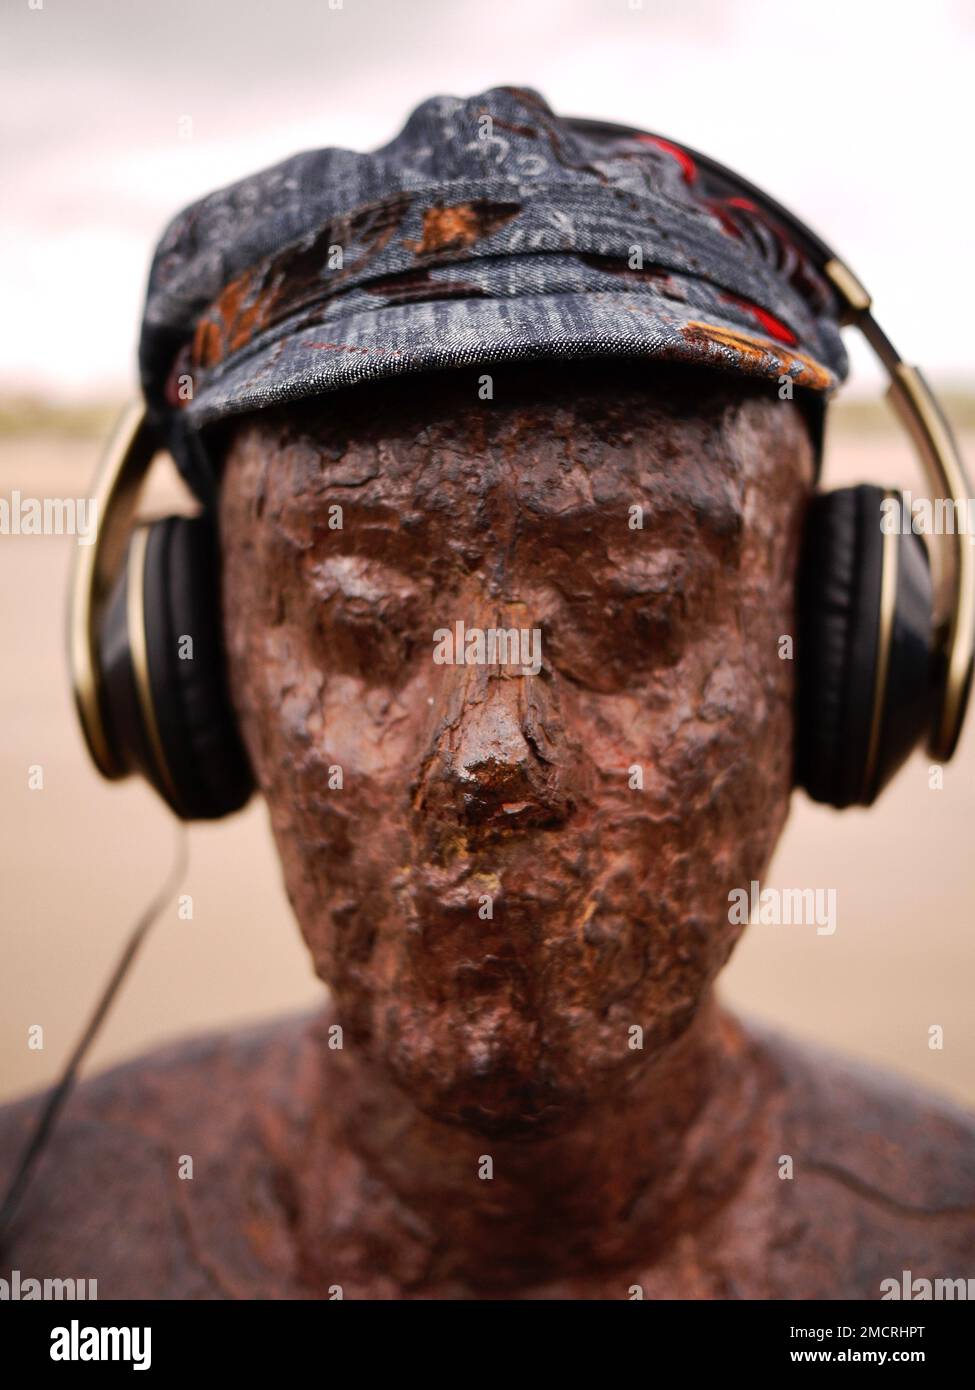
left=69, top=120, right=974, bottom=818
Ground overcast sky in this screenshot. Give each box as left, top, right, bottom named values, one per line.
left=2, top=0, right=973, bottom=399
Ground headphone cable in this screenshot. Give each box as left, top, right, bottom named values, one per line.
left=0, top=823, right=189, bottom=1254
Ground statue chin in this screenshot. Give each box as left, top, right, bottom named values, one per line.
left=386, top=1052, right=623, bottom=1139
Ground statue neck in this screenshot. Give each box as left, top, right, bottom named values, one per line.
left=285, top=994, right=771, bottom=1294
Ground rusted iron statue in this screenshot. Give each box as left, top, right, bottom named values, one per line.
left=2, top=360, right=973, bottom=1298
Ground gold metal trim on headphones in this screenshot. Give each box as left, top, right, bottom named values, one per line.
left=824, top=258, right=974, bottom=761
left=69, top=402, right=159, bottom=780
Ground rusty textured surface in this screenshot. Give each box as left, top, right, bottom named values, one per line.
left=186, top=193, right=416, bottom=378
left=220, top=362, right=809, bottom=1130
left=681, top=321, right=833, bottom=391
left=406, top=200, right=522, bottom=256
left=1, top=362, right=973, bottom=1298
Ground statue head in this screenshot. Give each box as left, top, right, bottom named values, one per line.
left=216, top=358, right=816, bottom=1132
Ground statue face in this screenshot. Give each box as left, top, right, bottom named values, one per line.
left=218, top=362, right=814, bottom=1133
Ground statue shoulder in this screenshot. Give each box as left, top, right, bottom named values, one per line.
left=740, top=1017, right=975, bottom=1294
left=0, top=1012, right=321, bottom=1298
left=748, top=1021, right=975, bottom=1196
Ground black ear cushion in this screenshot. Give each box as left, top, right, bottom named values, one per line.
left=796, top=486, right=887, bottom=805
left=797, top=486, right=935, bottom=807
left=98, top=550, right=153, bottom=783
left=141, top=515, right=253, bottom=819
left=797, top=487, right=881, bottom=806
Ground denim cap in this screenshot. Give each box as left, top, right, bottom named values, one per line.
left=139, top=85, right=849, bottom=499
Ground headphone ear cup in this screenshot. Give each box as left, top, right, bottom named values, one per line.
left=796, top=485, right=935, bottom=808
left=98, top=515, right=253, bottom=819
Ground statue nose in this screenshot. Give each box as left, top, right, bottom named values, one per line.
left=417, top=664, right=573, bottom=834
left=452, top=698, right=561, bottom=828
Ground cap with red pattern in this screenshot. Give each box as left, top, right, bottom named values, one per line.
left=139, top=86, right=848, bottom=496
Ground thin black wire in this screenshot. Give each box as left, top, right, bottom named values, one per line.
left=0, top=824, right=189, bottom=1255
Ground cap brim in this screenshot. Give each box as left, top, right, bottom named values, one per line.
left=181, top=288, right=842, bottom=436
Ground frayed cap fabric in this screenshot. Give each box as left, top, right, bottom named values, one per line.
left=139, top=85, right=848, bottom=497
